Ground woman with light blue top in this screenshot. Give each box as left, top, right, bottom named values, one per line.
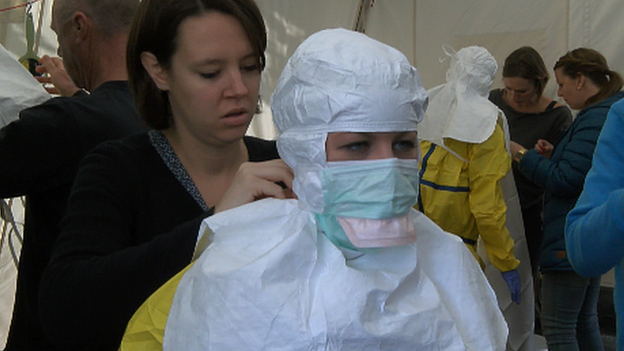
left=566, top=98, right=624, bottom=351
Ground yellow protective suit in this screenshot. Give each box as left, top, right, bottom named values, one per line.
left=118, top=264, right=192, bottom=351
left=418, top=123, right=519, bottom=272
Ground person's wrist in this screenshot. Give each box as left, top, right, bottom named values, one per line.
left=513, top=148, right=527, bottom=163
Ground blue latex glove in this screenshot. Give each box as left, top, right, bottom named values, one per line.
left=501, top=269, right=521, bottom=304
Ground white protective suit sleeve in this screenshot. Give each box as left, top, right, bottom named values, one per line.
left=0, top=43, right=50, bottom=127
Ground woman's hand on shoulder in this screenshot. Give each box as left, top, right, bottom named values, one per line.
left=214, top=159, right=295, bottom=213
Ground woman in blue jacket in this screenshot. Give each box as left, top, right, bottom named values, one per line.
left=566, top=98, right=624, bottom=351
left=510, top=48, right=624, bottom=351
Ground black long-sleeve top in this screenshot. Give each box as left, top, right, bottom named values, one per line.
left=1, top=81, right=146, bottom=351
left=39, top=131, right=279, bottom=350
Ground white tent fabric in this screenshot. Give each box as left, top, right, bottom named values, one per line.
left=2, top=0, right=624, bottom=138
left=253, top=0, right=624, bottom=140
left=2, top=0, right=624, bottom=349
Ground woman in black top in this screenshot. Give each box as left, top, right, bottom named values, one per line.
left=489, top=46, right=572, bottom=275
left=38, top=0, right=293, bottom=350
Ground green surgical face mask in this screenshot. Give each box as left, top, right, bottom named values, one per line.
left=315, top=158, right=419, bottom=250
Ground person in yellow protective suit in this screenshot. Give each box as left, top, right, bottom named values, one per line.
left=417, top=46, right=521, bottom=305
left=419, top=125, right=514, bottom=269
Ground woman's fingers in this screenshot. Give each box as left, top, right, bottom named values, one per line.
left=214, top=159, right=295, bottom=213
left=535, top=139, right=554, bottom=158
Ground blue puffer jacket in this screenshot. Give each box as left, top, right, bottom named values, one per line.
left=518, top=91, right=624, bottom=271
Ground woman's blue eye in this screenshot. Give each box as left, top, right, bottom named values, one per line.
left=394, top=140, right=416, bottom=151
left=343, top=142, right=369, bottom=152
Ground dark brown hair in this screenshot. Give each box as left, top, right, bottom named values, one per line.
left=554, top=48, right=623, bottom=107
left=502, top=46, right=549, bottom=97
left=127, top=0, right=267, bottom=130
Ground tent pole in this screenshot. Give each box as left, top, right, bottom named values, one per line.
left=353, top=0, right=374, bottom=33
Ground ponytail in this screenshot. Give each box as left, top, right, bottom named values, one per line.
left=554, top=48, right=623, bottom=107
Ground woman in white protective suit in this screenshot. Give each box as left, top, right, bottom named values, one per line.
left=119, top=28, right=507, bottom=351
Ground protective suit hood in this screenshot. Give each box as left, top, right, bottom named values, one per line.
left=272, top=28, right=428, bottom=213
left=418, top=45, right=501, bottom=148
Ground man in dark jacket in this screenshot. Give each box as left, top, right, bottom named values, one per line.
left=0, top=0, right=146, bottom=349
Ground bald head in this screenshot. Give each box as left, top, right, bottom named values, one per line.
left=53, top=0, right=139, bottom=38
left=51, top=0, right=140, bottom=91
